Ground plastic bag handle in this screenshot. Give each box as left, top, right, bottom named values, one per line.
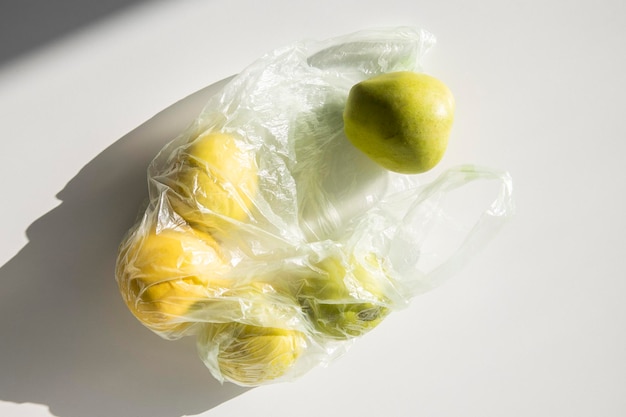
left=409, top=165, right=515, bottom=288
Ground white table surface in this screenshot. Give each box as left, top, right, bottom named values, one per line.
left=1, top=1, right=625, bottom=416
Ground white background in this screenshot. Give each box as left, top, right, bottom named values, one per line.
left=1, top=1, right=625, bottom=416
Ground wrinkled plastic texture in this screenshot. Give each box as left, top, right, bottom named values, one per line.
left=115, top=27, right=514, bottom=387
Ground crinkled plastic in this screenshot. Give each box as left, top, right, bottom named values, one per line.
left=115, top=27, right=514, bottom=387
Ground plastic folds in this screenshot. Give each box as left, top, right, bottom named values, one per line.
left=115, top=27, right=514, bottom=386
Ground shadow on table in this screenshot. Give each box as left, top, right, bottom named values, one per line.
left=0, top=0, right=150, bottom=66
left=0, top=77, right=249, bottom=417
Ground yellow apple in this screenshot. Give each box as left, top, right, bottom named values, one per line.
left=198, top=322, right=306, bottom=386
left=163, top=131, right=258, bottom=232
left=116, top=227, right=229, bottom=338
left=343, top=71, right=455, bottom=174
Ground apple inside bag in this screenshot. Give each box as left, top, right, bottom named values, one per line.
left=115, top=27, right=514, bottom=387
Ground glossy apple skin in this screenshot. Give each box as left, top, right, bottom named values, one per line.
left=343, top=71, right=455, bottom=174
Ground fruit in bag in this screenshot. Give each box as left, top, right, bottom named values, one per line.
left=114, top=27, right=514, bottom=388
left=117, top=228, right=229, bottom=337
left=162, top=132, right=258, bottom=232
left=296, top=254, right=390, bottom=340
left=198, top=322, right=306, bottom=386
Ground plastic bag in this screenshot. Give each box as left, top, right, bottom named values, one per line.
left=115, top=27, right=514, bottom=387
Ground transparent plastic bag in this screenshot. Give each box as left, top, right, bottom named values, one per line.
left=115, top=27, right=514, bottom=387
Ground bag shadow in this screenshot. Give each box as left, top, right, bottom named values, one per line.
left=0, top=76, right=250, bottom=417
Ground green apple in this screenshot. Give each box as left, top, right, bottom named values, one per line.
left=296, top=254, right=390, bottom=340
left=198, top=322, right=306, bottom=386
left=343, top=71, right=455, bottom=174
